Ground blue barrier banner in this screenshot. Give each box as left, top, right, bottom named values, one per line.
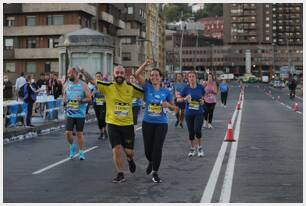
left=46, top=101, right=54, bottom=120
left=7, top=104, right=19, bottom=127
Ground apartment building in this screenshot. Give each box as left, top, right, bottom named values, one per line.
left=3, top=3, right=125, bottom=80
left=197, top=17, right=224, bottom=40
left=117, top=4, right=146, bottom=75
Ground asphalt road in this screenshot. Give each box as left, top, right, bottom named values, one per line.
left=3, top=83, right=302, bottom=203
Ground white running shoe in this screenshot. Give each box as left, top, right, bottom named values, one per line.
left=188, top=148, right=196, bottom=157
left=204, top=121, right=208, bottom=128
left=197, top=147, right=204, bottom=157
left=208, top=124, right=213, bottom=129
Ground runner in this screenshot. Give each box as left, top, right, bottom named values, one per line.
left=63, top=67, right=91, bottom=160
left=173, top=73, right=187, bottom=128
left=135, top=59, right=177, bottom=183
left=129, top=75, right=142, bottom=125
left=219, top=79, right=229, bottom=108
left=203, top=73, right=217, bottom=129
left=90, top=72, right=107, bottom=139
left=81, top=66, right=144, bottom=183
left=177, top=71, right=205, bottom=157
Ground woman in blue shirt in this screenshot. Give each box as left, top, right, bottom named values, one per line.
left=135, top=59, right=177, bottom=183
left=177, top=71, right=205, bottom=157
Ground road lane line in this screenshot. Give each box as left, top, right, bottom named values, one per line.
left=200, top=95, right=240, bottom=203
left=32, top=146, right=99, bottom=175
left=286, top=105, right=292, bottom=109
left=219, top=96, right=244, bottom=202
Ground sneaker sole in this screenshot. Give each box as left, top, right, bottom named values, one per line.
left=112, top=178, right=126, bottom=183
left=152, top=178, right=162, bottom=183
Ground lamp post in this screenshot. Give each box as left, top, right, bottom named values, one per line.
left=272, top=42, right=275, bottom=76
left=137, top=38, right=155, bottom=66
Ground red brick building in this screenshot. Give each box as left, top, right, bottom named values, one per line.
left=197, top=17, right=224, bottom=40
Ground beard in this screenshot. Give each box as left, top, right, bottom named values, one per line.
left=115, top=76, right=125, bottom=84
left=68, top=76, right=75, bottom=82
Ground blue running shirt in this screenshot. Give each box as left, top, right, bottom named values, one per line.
left=181, top=84, right=205, bottom=116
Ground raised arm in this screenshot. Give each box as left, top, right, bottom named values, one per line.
left=135, top=59, right=154, bottom=85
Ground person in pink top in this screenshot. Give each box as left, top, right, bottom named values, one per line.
left=203, top=73, right=217, bottom=128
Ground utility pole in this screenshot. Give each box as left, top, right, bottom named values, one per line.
left=272, top=43, right=275, bottom=76
left=193, top=30, right=199, bottom=71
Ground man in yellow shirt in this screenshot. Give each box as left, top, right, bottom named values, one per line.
left=81, top=66, right=143, bottom=183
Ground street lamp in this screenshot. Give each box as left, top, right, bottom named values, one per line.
left=137, top=38, right=155, bottom=66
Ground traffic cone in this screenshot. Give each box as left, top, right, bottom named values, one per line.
left=292, top=103, right=300, bottom=111
left=225, top=120, right=235, bottom=142
left=236, top=101, right=241, bottom=110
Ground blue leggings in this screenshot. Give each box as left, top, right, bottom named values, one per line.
left=185, top=113, right=204, bottom=140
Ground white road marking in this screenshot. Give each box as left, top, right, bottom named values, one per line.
left=200, top=95, right=240, bottom=203
left=280, top=102, right=285, bottom=106
left=219, top=97, right=244, bottom=202
left=32, top=146, right=99, bottom=175
left=295, top=95, right=303, bottom=100
left=286, top=105, right=292, bottom=109
left=296, top=111, right=302, bottom=114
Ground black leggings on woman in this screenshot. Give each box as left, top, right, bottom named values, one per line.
left=185, top=113, right=204, bottom=140
left=221, top=92, right=228, bottom=105
left=142, top=122, right=168, bottom=172
left=93, top=104, right=106, bottom=130
left=204, top=102, right=216, bottom=124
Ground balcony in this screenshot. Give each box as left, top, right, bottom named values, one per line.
left=22, top=3, right=96, bottom=16
left=14, top=48, right=58, bottom=59
left=3, top=50, right=15, bottom=59
left=3, top=3, right=22, bottom=14
left=4, top=24, right=82, bottom=36
left=117, top=28, right=142, bottom=37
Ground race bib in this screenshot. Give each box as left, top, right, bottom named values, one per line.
left=189, top=100, right=200, bottom=110
left=114, top=102, right=129, bottom=117
left=132, top=98, right=137, bottom=104
left=148, top=103, right=162, bottom=115
left=67, top=100, right=80, bottom=111
left=95, top=97, right=105, bottom=106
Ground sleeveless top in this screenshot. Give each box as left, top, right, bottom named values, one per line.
left=65, top=80, right=87, bottom=118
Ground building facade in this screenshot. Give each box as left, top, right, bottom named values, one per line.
left=197, top=17, right=224, bottom=40
left=3, top=3, right=125, bottom=80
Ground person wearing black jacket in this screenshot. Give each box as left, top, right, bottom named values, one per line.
left=52, top=74, right=63, bottom=99
left=289, top=77, right=297, bottom=99
left=24, top=75, right=40, bottom=127
left=36, top=73, right=46, bottom=89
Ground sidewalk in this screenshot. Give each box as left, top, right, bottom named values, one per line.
left=3, top=110, right=96, bottom=141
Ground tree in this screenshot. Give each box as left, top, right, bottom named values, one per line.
left=162, top=3, right=193, bottom=22
left=194, top=4, right=223, bottom=20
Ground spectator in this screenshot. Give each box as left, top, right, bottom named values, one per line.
left=4, top=75, right=13, bottom=100
left=15, top=72, right=27, bottom=101
left=52, top=74, right=63, bottom=99
left=45, top=74, right=51, bottom=94
left=36, top=73, right=46, bottom=88
left=24, top=75, right=40, bottom=128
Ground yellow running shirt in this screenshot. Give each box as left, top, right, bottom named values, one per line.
left=96, top=80, right=144, bottom=126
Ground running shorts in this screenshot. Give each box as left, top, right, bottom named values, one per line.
left=66, top=117, right=85, bottom=132
left=107, top=124, right=135, bottom=149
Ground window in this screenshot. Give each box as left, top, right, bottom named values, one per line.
left=6, top=16, right=15, bottom=27
left=5, top=63, right=15, bottom=73
left=265, top=4, right=270, bottom=8
left=266, top=17, right=270, bottom=21
left=45, top=63, right=51, bottom=73
left=266, top=36, right=270, bottom=41
left=265, top=24, right=270, bottom=28
left=128, top=7, right=134, bottom=14
left=48, top=38, right=59, bottom=48
left=121, top=37, right=132, bottom=44
left=26, top=16, right=36, bottom=26
left=122, top=52, right=131, bottom=61
left=26, top=63, right=37, bottom=73
left=5, top=38, right=14, bottom=50
left=47, top=15, right=64, bottom=25
left=27, top=39, right=36, bottom=48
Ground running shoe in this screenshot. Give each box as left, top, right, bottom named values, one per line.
left=79, top=150, right=85, bottom=160
left=98, top=133, right=103, bottom=140
left=69, top=143, right=77, bottom=158
left=175, top=121, right=179, bottom=127
left=197, top=147, right=204, bottom=157
left=112, top=172, right=126, bottom=183
left=188, top=148, right=196, bottom=157
left=208, top=124, right=213, bottom=129
left=152, top=172, right=162, bottom=183
left=204, top=121, right=208, bottom=128
left=146, top=162, right=153, bottom=175
left=179, top=123, right=183, bottom=128
left=128, top=158, right=136, bottom=173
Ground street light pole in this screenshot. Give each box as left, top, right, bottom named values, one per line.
left=179, top=11, right=184, bottom=73
left=272, top=43, right=275, bottom=76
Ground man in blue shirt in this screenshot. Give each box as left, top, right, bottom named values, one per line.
left=219, top=79, right=229, bottom=108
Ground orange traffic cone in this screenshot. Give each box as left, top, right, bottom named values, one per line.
left=225, top=120, right=235, bottom=142
left=236, top=101, right=241, bottom=110
left=292, top=103, right=300, bottom=111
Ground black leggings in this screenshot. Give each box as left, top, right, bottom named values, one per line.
left=204, top=102, right=216, bottom=124
left=221, top=92, right=228, bottom=105
left=93, top=104, right=106, bottom=130
left=142, top=122, right=168, bottom=172
left=185, top=113, right=204, bottom=140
